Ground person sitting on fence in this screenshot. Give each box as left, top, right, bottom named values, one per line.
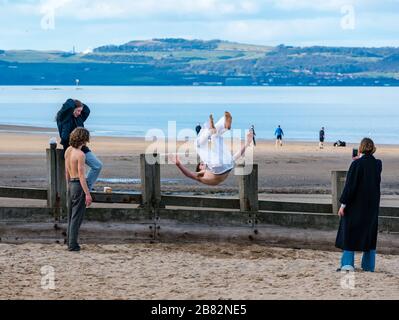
left=171, top=112, right=254, bottom=186
left=56, top=99, right=102, bottom=191
left=65, top=128, right=93, bottom=252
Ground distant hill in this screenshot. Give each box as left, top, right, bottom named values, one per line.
left=1, top=38, right=399, bottom=86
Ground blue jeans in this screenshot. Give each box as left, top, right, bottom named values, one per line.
left=341, top=250, right=376, bottom=272
left=85, top=151, right=102, bottom=190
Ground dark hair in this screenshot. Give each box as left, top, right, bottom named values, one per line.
left=196, top=162, right=203, bottom=172
left=69, top=128, right=90, bottom=148
left=55, top=99, right=83, bottom=122
left=359, top=137, right=376, bottom=155
left=74, top=99, right=83, bottom=109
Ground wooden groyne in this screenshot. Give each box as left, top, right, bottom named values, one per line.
left=0, top=143, right=398, bottom=248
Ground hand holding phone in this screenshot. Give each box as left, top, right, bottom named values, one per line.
left=352, top=148, right=359, bottom=159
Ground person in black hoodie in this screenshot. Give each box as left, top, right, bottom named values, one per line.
left=56, top=99, right=102, bottom=190
left=335, top=137, right=382, bottom=272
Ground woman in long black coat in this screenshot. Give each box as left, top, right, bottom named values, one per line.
left=335, top=138, right=382, bottom=272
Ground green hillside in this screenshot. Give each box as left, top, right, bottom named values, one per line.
left=1, top=38, right=399, bottom=86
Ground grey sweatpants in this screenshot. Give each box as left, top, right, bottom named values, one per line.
left=67, top=180, right=86, bottom=249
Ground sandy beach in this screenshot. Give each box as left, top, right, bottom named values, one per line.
left=1, top=125, right=398, bottom=300
left=0, top=242, right=398, bottom=300
left=1, top=124, right=399, bottom=196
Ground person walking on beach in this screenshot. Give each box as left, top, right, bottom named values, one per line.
left=274, top=125, right=284, bottom=147
left=195, top=123, right=202, bottom=136
left=319, top=127, right=325, bottom=149
left=65, top=128, right=93, bottom=252
left=56, top=99, right=102, bottom=190
left=336, top=138, right=382, bottom=272
left=171, top=112, right=254, bottom=186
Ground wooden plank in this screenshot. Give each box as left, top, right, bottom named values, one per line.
left=0, top=222, right=155, bottom=243
left=3, top=221, right=399, bottom=253
left=91, top=192, right=142, bottom=204
left=379, top=216, right=399, bottom=232
left=156, top=225, right=254, bottom=243
left=46, top=146, right=57, bottom=210
left=157, top=208, right=251, bottom=226
left=259, top=200, right=332, bottom=214
left=380, top=207, right=399, bottom=217
left=85, top=208, right=155, bottom=222
left=256, top=210, right=399, bottom=232
left=161, top=195, right=239, bottom=209
left=0, top=187, right=47, bottom=200
left=56, top=149, right=67, bottom=218
left=257, top=210, right=340, bottom=230
left=0, top=207, right=53, bottom=222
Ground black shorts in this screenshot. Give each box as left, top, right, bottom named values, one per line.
left=320, top=138, right=325, bottom=143
left=277, top=135, right=282, bottom=140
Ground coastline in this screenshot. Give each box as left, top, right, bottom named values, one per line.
left=0, top=123, right=397, bottom=147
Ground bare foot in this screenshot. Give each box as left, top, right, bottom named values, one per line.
left=224, top=111, right=232, bottom=130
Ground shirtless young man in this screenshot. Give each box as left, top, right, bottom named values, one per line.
left=64, top=127, right=93, bottom=252
left=171, top=112, right=254, bottom=186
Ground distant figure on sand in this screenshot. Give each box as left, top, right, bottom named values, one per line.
left=274, top=125, right=284, bottom=147
left=65, top=128, right=93, bottom=252
left=171, top=112, right=254, bottom=186
left=195, top=123, right=202, bottom=136
left=56, top=99, right=102, bottom=190
left=319, top=127, right=325, bottom=149
left=336, top=138, right=382, bottom=272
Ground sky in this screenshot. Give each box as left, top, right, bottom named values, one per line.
left=1, top=0, right=399, bottom=51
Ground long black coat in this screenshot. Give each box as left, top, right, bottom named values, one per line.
left=56, top=99, right=90, bottom=153
left=335, top=154, right=382, bottom=251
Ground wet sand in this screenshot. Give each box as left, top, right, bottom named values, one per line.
left=0, top=125, right=399, bottom=195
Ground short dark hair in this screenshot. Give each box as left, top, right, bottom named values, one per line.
left=359, top=137, right=376, bottom=155
left=74, top=99, right=83, bottom=109
left=69, top=128, right=90, bottom=148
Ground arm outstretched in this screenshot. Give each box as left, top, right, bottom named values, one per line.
left=233, top=131, right=254, bottom=162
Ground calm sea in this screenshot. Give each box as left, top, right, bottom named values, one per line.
left=0, top=86, right=398, bottom=144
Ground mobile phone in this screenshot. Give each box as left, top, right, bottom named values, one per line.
left=352, top=148, right=358, bottom=158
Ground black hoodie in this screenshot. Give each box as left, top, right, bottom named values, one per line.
left=56, top=99, right=91, bottom=153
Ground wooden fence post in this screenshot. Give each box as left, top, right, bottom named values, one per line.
left=239, top=164, right=259, bottom=212
left=56, top=149, right=67, bottom=219
left=331, top=170, right=347, bottom=215
left=140, top=153, right=161, bottom=209
left=46, top=143, right=58, bottom=216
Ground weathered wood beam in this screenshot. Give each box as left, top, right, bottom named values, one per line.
left=0, top=187, right=47, bottom=200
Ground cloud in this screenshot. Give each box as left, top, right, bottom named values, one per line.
left=221, top=18, right=339, bottom=44
left=2, top=0, right=399, bottom=50
left=33, top=0, right=260, bottom=20
left=268, top=0, right=377, bottom=12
